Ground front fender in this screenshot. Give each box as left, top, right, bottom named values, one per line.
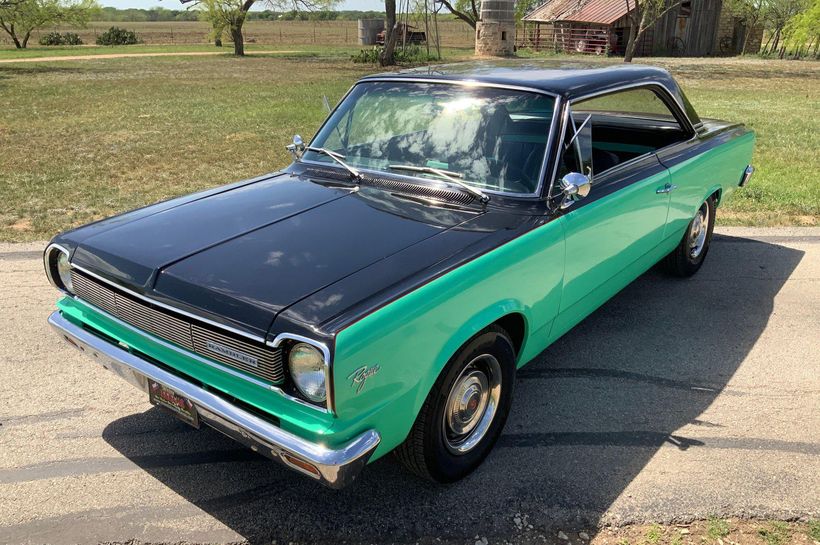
left=330, top=219, right=565, bottom=459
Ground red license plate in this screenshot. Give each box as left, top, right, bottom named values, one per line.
left=148, top=380, right=199, bottom=428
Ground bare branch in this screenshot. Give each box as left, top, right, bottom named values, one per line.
left=437, top=0, right=476, bottom=28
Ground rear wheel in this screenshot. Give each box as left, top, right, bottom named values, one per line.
left=663, top=196, right=716, bottom=277
left=394, top=325, right=516, bottom=483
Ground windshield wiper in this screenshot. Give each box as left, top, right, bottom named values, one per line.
left=307, top=147, right=362, bottom=180
left=387, top=164, right=490, bottom=204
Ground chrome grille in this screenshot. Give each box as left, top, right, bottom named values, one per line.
left=71, top=270, right=284, bottom=384
left=192, top=325, right=284, bottom=383
left=72, top=273, right=117, bottom=315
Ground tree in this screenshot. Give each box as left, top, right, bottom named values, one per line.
left=379, top=0, right=396, bottom=65
left=725, top=0, right=769, bottom=53
left=437, top=0, right=479, bottom=28
left=783, top=0, right=819, bottom=56
left=769, top=0, right=809, bottom=53
left=184, top=0, right=339, bottom=56
left=0, top=0, right=97, bottom=48
left=622, top=0, right=683, bottom=62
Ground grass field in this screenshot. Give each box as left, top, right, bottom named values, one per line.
left=0, top=47, right=817, bottom=241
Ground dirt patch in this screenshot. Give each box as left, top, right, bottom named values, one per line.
left=512, top=519, right=820, bottom=545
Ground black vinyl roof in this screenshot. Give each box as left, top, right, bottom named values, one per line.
left=359, top=60, right=701, bottom=126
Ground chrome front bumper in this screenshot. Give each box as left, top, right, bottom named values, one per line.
left=48, top=311, right=380, bottom=489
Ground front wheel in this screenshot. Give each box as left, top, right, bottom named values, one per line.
left=394, top=326, right=516, bottom=483
left=663, top=196, right=716, bottom=277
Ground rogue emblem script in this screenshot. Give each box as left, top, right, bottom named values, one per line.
left=347, top=364, right=380, bottom=394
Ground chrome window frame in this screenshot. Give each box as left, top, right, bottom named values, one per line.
left=547, top=82, right=698, bottom=199
left=303, top=78, right=563, bottom=201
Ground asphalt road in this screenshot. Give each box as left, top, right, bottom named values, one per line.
left=1, top=228, right=818, bottom=545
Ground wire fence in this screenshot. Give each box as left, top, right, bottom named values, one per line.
left=0, top=20, right=478, bottom=48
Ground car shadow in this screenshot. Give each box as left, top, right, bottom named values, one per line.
left=102, top=234, right=804, bottom=544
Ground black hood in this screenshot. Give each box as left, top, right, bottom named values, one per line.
left=64, top=171, right=487, bottom=336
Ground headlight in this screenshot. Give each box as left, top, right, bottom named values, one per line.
left=288, top=342, right=326, bottom=403
left=56, top=251, right=73, bottom=293
left=45, top=245, right=73, bottom=294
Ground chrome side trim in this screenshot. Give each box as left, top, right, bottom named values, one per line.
left=65, top=296, right=330, bottom=414
left=44, top=243, right=72, bottom=295
left=71, top=263, right=266, bottom=344
left=49, top=311, right=379, bottom=488
left=268, top=333, right=334, bottom=414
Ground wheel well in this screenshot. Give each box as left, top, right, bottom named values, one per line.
left=493, top=313, right=526, bottom=358
left=711, top=188, right=722, bottom=206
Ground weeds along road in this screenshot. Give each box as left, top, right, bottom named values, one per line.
left=0, top=228, right=818, bottom=545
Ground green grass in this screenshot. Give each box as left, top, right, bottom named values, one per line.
left=0, top=49, right=818, bottom=241
left=808, top=520, right=820, bottom=541
left=757, top=521, right=792, bottom=545
left=707, top=516, right=730, bottom=540
left=643, top=524, right=663, bottom=544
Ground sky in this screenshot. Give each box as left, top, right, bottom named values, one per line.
left=100, top=0, right=386, bottom=11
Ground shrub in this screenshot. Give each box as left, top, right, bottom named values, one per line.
left=351, top=47, right=380, bottom=63
left=38, top=32, right=84, bottom=46
left=62, top=32, right=83, bottom=45
left=351, top=45, right=438, bottom=65
left=96, top=26, right=140, bottom=46
left=39, top=32, right=64, bottom=46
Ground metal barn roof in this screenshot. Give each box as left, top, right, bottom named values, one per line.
left=523, top=0, right=632, bottom=25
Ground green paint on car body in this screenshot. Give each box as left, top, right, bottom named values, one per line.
left=56, top=127, right=756, bottom=464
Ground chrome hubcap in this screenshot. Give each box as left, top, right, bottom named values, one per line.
left=442, top=354, right=502, bottom=455
left=688, top=202, right=709, bottom=259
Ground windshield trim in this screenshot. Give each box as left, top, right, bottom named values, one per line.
left=304, top=78, right=563, bottom=200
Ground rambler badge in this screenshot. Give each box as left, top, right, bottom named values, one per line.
left=205, top=340, right=258, bottom=368
left=347, top=364, right=380, bottom=393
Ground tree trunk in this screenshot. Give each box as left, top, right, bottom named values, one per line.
left=231, top=23, right=244, bottom=56
left=380, top=23, right=398, bottom=65
left=1, top=21, right=23, bottom=48
left=21, top=29, right=31, bottom=48
left=380, top=0, right=397, bottom=66
left=623, top=16, right=639, bottom=62
left=384, top=0, right=396, bottom=44
left=740, top=16, right=757, bottom=55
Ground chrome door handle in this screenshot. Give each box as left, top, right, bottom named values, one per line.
left=656, top=183, right=678, bottom=194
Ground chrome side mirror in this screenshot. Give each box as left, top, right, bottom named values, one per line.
left=287, top=134, right=306, bottom=160
left=560, top=172, right=591, bottom=209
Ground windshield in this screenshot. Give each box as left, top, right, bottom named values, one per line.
left=305, top=81, right=557, bottom=195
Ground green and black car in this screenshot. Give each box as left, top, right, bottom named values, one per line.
left=45, top=62, right=755, bottom=488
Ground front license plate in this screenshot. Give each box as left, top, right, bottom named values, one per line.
left=148, top=380, right=199, bottom=428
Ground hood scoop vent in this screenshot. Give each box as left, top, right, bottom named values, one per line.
left=303, top=166, right=476, bottom=206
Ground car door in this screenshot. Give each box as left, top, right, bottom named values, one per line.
left=550, top=87, right=691, bottom=342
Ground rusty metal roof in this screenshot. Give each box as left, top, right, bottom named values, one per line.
left=523, top=0, right=632, bottom=25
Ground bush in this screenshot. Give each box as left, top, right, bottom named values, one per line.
left=38, top=32, right=83, bottom=46
left=351, top=45, right=438, bottom=65
left=62, top=32, right=83, bottom=45
left=351, top=47, right=380, bottom=63
left=96, top=26, right=140, bottom=46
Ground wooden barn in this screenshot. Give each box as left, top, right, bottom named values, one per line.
left=520, top=0, right=764, bottom=56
